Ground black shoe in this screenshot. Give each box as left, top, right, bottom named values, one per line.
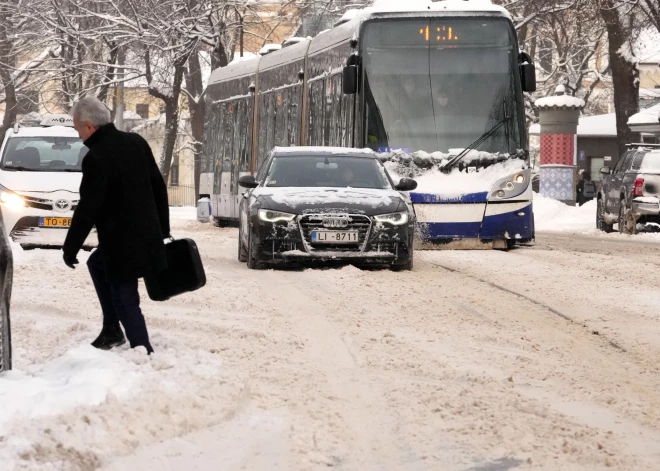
left=91, top=324, right=126, bottom=350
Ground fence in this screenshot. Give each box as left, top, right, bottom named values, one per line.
left=168, top=185, right=197, bottom=207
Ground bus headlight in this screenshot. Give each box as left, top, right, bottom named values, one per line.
left=374, top=212, right=409, bottom=225
left=489, top=170, right=530, bottom=201
left=258, top=209, right=296, bottom=223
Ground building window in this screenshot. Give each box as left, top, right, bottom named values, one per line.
left=16, top=90, right=39, bottom=115
left=170, top=153, right=179, bottom=187
left=136, top=104, right=149, bottom=119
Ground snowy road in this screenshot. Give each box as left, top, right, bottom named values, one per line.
left=4, top=212, right=660, bottom=470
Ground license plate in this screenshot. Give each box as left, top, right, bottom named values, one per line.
left=39, top=217, right=72, bottom=228
left=311, top=231, right=359, bottom=243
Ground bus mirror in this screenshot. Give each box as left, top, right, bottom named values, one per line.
left=343, top=66, right=358, bottom=95
left=520, top=63, right=536, bottom=92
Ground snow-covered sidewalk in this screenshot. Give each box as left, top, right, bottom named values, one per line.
left=533, top=192, right=660, bottom=242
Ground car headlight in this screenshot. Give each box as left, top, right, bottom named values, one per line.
left=0, top=186, right=25, bottom=210
left=513, top=173, right=525, bottom=183
left=374, top=212, right=409, bottom=226
left=258, top=209, right=296, bottom=223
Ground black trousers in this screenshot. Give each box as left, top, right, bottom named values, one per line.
left=87, top=249, right=153, bottom=354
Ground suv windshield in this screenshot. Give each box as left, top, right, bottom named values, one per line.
left=632, top=151, right=660, bottom=173
left=264, top=156, right=391, bottom=189
left=1, top=136, right=87, bottom=172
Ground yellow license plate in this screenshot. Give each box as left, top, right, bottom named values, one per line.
left=39, top=217, right=72, bottom=228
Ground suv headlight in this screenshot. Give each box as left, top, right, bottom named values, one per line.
left=0, top=184, right=25, bottom=210
left=374, top=212, right=409, bottom=225
left=258, top=209, right=296, bottom=223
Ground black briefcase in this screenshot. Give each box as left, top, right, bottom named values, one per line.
left=144, top=238, right=206, bottom=301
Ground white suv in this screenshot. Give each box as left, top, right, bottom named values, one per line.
left=0, top=114, right=97, bottom=249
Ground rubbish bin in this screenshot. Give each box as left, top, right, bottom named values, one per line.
left=197, top=197, right=211, bottom=223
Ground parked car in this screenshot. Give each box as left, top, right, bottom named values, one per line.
left=237, top=147, right=417, bottom=270
left=597, top=143, right=660, bottom=234
left=0, top=208, right=13, bottom=372
left=0, top=114, right=97, bottom=249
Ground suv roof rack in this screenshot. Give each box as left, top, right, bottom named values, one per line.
left=626, top=143, right=660, bottom=148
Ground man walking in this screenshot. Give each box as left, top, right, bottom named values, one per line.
left=63, top=96, right=170, bottom=354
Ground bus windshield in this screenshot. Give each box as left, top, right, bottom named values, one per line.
left=362, top=18, right=522, bottom=157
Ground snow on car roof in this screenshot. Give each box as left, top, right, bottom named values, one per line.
left=271, top=147, right=376, bottom=157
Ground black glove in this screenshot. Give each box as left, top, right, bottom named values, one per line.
left=63, top=252, right=79, bottom=269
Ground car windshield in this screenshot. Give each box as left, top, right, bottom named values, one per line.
left=264, top=156, right=391, bottom=189
left=1, top=136, right=87, bottom=172
left=632, top=151, right=660, bottom=173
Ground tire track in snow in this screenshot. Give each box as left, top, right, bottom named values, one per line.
left=427, top=261, right=626, bottom=353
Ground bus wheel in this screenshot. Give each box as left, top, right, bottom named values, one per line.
left=214, top=217, right=230, bottom=228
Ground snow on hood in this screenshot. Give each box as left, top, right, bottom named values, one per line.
left=0, top=170, right=81, bottom=193
left=260, top=187, right=402, bottom=210
left=380, top=151, right=527, bottom=197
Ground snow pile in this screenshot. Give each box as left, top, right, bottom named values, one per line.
left=0, top=335, right=227, bottom=469
left=0, top=346, right=141, bottom=435
left=533, top=193, right=596, bottom=232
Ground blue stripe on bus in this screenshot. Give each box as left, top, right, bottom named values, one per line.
left=410, top=192, right=489, bottom=204
left=480, top=203, right=534, bottom=240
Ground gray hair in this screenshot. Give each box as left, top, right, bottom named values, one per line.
left=71, top=96, right=112, bottom=128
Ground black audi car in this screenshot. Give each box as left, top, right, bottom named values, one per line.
left=237, top=147, right=417, bottom=270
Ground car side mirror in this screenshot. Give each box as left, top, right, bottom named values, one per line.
left=395, top=178, right=417, bottom=192
left=239, top=175, right=259, bottom=188
left=600, top=166, right=611, bottom=175
left=520, top=63, right=536, bottom=92
left=343, top=65, right=358, bottom=95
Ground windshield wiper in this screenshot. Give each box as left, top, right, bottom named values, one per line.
left=441, top=116, right=510, bottom=174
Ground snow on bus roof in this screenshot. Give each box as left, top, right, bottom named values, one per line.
left=351, top=0, right=510, bottom=21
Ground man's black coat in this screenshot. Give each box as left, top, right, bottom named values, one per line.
left=63, top=124, right=170, bottom=281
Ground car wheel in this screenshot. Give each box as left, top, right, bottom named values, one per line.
left=618, top=201, right=638, bottom=235
left=596, top=198, right=613, bottom=232
left=237, top=218, right=247, bottom=263
left=392, top=250, right=413, bottom=271
left=246, top=226, right=265, bottom=270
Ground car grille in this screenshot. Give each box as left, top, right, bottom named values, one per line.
left=21, top=196, right=78, bottom=211
left=262, top=240, right=299, bottom=254
left=299, top=214, right=371, bottom=251
left=370, top=241, right=400, bottom=256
